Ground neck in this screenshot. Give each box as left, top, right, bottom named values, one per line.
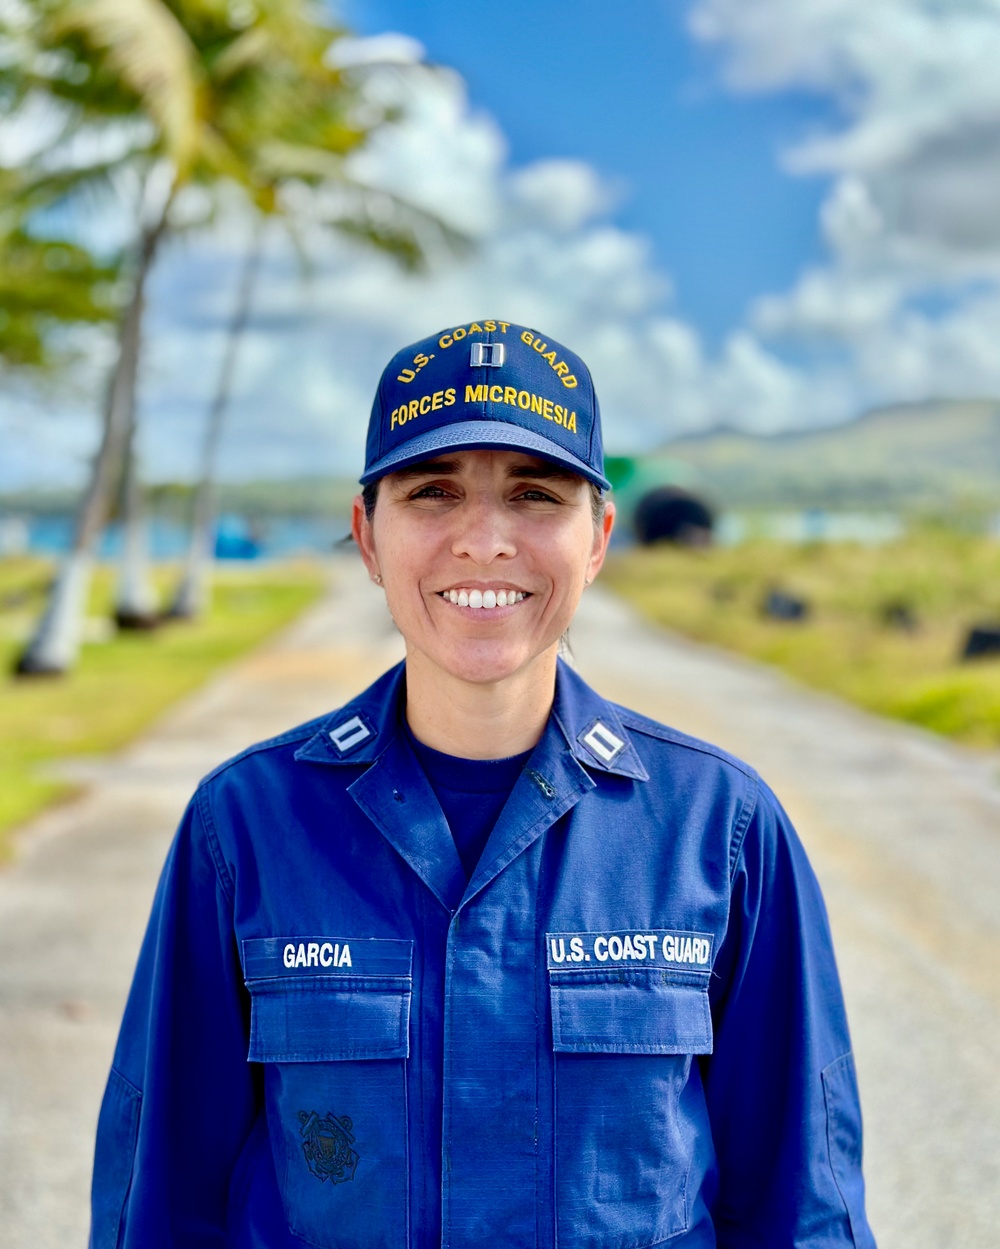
left=404, top=649, right=559, bottom=759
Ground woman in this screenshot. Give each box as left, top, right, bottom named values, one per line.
left=91, top=321, right=876, bottom=1248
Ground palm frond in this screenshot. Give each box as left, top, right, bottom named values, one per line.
left=0, top=226, right=119, bottom=368
left=0, top=155, right=140, bottom=226
left=50, top=0, right=201, bottom=171
left=260, top=152, right=472, bottom=269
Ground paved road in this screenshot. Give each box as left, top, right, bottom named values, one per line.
left=1, top=556, right=998, bottom=1247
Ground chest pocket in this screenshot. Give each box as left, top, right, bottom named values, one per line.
left=244, top=937, right=412, bottom=1249
left=550, top=971, right=713, bottom=1249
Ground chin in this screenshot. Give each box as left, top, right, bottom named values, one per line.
left=431, top=643, right=545, bottom=688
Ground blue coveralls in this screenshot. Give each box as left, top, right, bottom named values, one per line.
left=90, top=659, right=876, bottom=1248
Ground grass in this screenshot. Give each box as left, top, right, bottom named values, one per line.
left=603, top=529, right=1000, bottom=748
left=0, top=558, right=326, bottom=855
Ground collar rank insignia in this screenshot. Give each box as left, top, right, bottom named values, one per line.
left=328, top=715, right=371, bottom=755
left=470, top=341, right=505, bottom=367
left=579, top=719, right=626, bottom=765
left=298, top=1110, right=360, bottom=1184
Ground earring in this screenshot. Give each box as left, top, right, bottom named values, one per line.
left=584, top=577, right=592, bottom=586
left=374, top=574, right=383, bottom=585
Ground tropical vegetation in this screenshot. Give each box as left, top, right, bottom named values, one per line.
left=605, top=529, right=1000, bottom=747
left=2, top=0, right=457, bottom=673
left=0, top=554, right=325, bottom=855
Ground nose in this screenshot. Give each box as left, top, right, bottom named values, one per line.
left=451, top=494, right=517, bottom=564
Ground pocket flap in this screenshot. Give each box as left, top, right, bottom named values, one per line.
left=551, top=979, right=712, bottom=1055
left=247, top=979, right=411, bottom=1063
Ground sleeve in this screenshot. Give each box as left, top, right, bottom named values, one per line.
left=704, top=780, right=877, bottom=1249
left=89, top=787, right=257, bottom=1249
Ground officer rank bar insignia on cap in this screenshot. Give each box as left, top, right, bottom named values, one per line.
left=470, top=342, right=505, bottom=368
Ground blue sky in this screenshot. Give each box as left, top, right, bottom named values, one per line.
left=344, top=0, right=834, bottom=344
left=6, top=0, right=1000, bottom=490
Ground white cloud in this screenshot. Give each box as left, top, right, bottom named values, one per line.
left=691, top=0, right=1000, bottom=416
left=10, top=4, right=1000, bottom=498
left=691, top=0, right=1000, bottom=265
left=327, top=33, right=426, bottom=69
left=0, top=80, right=831, bottom=494
left=344, top=65, right=507, bottom=235
left=752, top=266, right=900, bottom=339
left=507, top=161, right=621, bottom=234
left=6, top=59, right=826, bottom=491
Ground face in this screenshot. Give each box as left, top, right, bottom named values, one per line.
left=352, top=449, right=615, bottom=690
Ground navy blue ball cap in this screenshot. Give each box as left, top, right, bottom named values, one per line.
left=361, top=319, right=610, bottom=490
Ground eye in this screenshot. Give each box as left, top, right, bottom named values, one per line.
left=514, top=487, right=561, bottom=504
left=409, top=483, right=453, bottom=500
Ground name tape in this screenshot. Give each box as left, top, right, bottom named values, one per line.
left=242, top=936, right=413, bottom=979
left=546, top=929, right=713, bottom=970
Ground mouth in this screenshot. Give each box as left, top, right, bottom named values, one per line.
left=437, top=587, right=530, bottom=610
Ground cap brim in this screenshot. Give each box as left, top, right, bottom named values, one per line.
left=360, top=420, right=610, bottom=490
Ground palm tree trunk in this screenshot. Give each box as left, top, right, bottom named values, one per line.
left=15, top=214, right=168, bottom=674
left=170, top=225, right=264, bottom=619
left=113, top=431, right=160, bottom=629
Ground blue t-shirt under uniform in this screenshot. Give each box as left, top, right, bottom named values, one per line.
left=405, top=723, right=531, bottom=878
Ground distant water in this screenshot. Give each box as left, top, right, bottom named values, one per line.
left=7, top=513, right=351, bottom=560
left=0, top=508, right=949, bottom=559
left=717, top=510, right=906, bottom=546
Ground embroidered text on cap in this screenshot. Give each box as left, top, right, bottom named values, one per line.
left=579, top=720, right=625, bottom=765
left=470, top=342, right=505, bottom=368
left=328, top=715, right=371, bottom=755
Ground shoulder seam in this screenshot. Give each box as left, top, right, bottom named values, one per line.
left=200, top=722, right=323, bottom=786
left=610, top=705, right=760, bottom=880
left=728, top=769, right=759, bottom=882
left=195, top=783, right=236, bottom=904
left=615, top=708, right=758, bottom=780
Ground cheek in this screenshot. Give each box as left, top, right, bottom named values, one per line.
left=370, top=521, right=418, bottom=580
left=378, top=552, right=434, bottom=623
left=555, top=526, right=603, bottom=583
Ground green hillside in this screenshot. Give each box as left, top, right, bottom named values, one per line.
left=661, top=400, right=1000, bottom=511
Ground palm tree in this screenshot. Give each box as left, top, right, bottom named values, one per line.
left=168, top=217, right=264, bottom=619
left=168, top=153, right=467, bottom=621
left=11, top=0, right=426, bottom=673
left=14, top=201, right=168, bottom=671
left=0, top=224, right=117, bottom=370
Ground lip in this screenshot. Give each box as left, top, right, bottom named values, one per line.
left=436, top=582, right=529, bottom=594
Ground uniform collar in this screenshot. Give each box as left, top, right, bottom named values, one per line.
left=551, top=657, right=650, bottom=783
left=293, top=662, right=406, bottom=767
left=294, top=658, right=649, bottom=784
left=295, top=659, right=648, bottom=912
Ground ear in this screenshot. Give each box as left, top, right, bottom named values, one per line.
left=586, top=499, right=616, bottom=584
left=351, top=495, right=381, bottom=583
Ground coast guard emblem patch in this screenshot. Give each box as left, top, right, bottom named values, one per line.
left=298, top=1110, right=360, bottom=1184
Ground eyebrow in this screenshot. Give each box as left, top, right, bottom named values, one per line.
left=506, top=464, right=581, bottom=483
left=392, top=460, right=460, bottom=478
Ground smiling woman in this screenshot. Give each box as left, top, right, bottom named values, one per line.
left=354, top=450, right=613, bottom=749
left=89, top=323, right=876, bottom=1249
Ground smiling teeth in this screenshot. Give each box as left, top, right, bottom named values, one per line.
left=444, top=589, right=525, bottom=608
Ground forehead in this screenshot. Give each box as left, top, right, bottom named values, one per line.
left=382, top=448, right=588, bottom=486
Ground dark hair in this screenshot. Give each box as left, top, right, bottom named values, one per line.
left=361, top=480, right=380, bottom=521
left=361, top=477, right=606, bottom=524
